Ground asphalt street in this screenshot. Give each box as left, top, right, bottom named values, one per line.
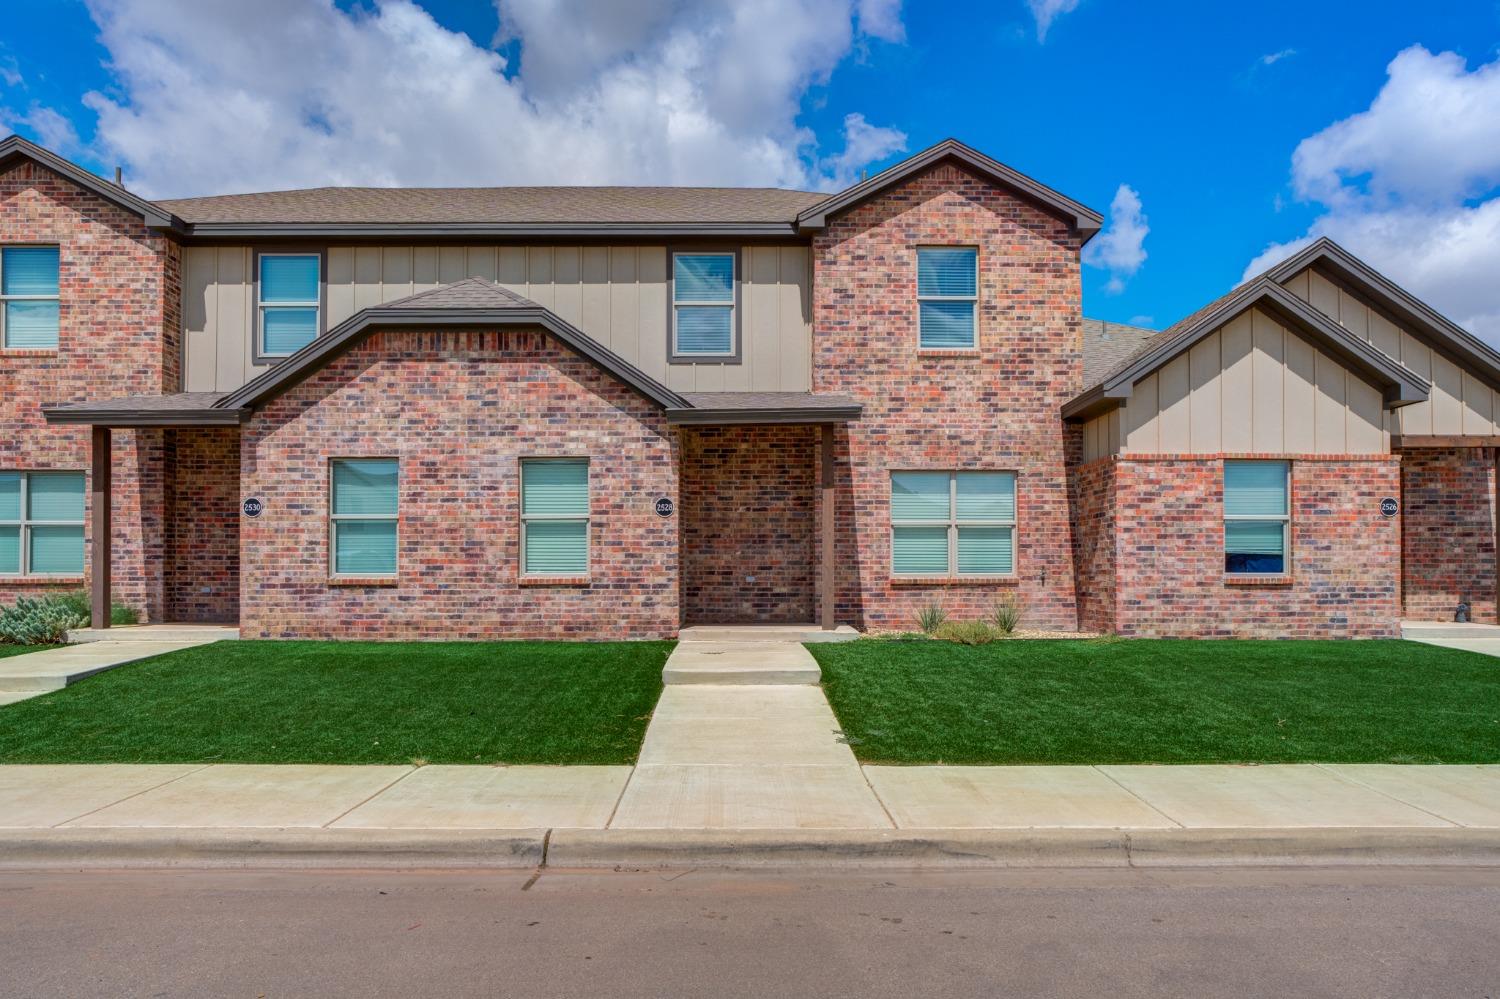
left=4, top=865, right=1498, bottom=998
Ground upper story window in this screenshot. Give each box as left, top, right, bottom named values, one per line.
left=671, top=252, right=736, bottom=359
left=917, top=247, right=977, bottom=349
left=330, top=459, right=398, bottom=578
left=1224, top=460, right=1290, bottom=575
left=1, top=246, right=60, bottom=349
left=0, top=471, right=85, bottom=576
left=258, top=253, right=321, bottom=358
left=890, top=470, right=1016, bottom=578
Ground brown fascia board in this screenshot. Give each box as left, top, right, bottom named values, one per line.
left=0, top=135, right=187, bottom=234
left=1061, top=279, right=1430, bottom=422
left=217, top=305, right=689, bottom=411
left=180, top=222, right=804, bottom=241
left=795, top=138, right=1104, bottom=242
left=1267, top=237, right=1500, bottom=390
left=665, top=404, right=862, bottom=425
left=43, top=407, right=248, bottom=427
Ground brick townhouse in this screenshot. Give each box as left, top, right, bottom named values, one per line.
left=3, top=134, right=1497, bottom=640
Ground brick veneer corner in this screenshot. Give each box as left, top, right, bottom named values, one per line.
left=811, top=161, right=1082, bottom=632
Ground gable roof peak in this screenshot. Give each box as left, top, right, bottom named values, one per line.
left=0, top=134, right=184, bottom=233
left=796, top=136, right=1103, bottom=240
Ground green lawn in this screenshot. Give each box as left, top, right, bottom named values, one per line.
left=0, top=644, right=58, bottom=659
left=0, top=640, right=672, bottom=765
left=810, top=639, right=1500, bottom=765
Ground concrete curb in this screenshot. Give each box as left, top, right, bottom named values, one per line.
left=0, top=828, right=546, bottom=870
left=548, top=827, right=1500, bottom=869
left=1, top=826, right=1496, bottom=871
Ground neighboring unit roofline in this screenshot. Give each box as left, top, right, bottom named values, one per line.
left=795, top=137, right=1104, bottom=241
left=1265, top=236, right=1500, bottom=391
left=0, top=134, right=187, bottom=234
left=216, top=302, right=689, bottom=412
left=1062, top=278, right=1431, bottom=421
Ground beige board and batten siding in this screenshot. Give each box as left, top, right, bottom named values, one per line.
left=1079, top=305, right=1388, bottom=462
left=1283, top=266, right=1500, bottom=437
left=181, top=245, right=812, bottom=394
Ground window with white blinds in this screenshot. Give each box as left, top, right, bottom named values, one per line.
left=916, top=247, right=977, bottom=349
left=1, top=247, right=61, bottom=349
left=0, top=471, right=85, bottom=575
left=891, top=470, right=1016, bottom=577
left=1224, top=460, right=1289, bottom=575
left=521, top=459, right=590, bottom=576
left=330, top=459, right=398, bottom=577
left=672, top=253, right=735, bottom=357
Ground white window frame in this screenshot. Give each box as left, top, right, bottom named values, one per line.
left=0, top=245, right=61, bottom=350
left=890, top=470, right=1016, bottom=578
left=671, top=251, right=737, bottom=359
left=1223, top=460, right=1291, bottom=577
left=0, top=471, right=85, bottom=577
left=520, top=458, right=591, bottom=578
left=328, top=458, right=399, bottom=579
left=257, top=252, right=321, bottom=359
left=916, top=246, right=978, bottom=350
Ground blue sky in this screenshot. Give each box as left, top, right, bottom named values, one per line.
left=2, top=0, right=1498, bottom=339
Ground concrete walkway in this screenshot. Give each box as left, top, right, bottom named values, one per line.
left=1402, top=620, right=1500, bottom=657
left=0, top=635, right=227, bottom=706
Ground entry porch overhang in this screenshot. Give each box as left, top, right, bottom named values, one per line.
left=665, top=392, right=862, bottom=426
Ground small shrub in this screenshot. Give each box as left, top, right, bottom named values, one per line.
left=991, top=593, right=1024, bottom=635
left=915, top=601, right=948, bottom=636
left=0, top=595, right=85, bottom=645
left=49, top=590, right=139, bottom=627
left=936, top=619, right=997, bottom=646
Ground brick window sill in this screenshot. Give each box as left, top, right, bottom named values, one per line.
left=1224, top=575, right=1293, bottom=587
left=891, top=575, right=1018, bottom=587
left=519, top=576, right=591, bottom=587
left=0, top=349, right=59, bottom=359
left=916, top=349, right=981, bottom=359
left=327, top=576, right=399, bottom=587
left=0, top=576, right=84, bottom=585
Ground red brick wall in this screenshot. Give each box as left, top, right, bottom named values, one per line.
left=0, top=159, right=179, bottom=618
left=239, top=329, right=679, bottom=640
left=811, top=161, right=1082, bottom=632
left=1068, top=456, right=1116, bottom=634
left=681, top=425, right=815, bottom=623
left=1110, top=455, right=1401, bottom=638
left=164, top=428, right=240, bottom=622
left=1400, top=447, right=1497, bottom=624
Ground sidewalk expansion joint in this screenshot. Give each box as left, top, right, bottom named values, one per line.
left=321, top=766, right=418, bottom=828
left=53, top=763, right=215, bottom=828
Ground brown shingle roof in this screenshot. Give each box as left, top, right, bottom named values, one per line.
left=156, top=186, right=826, bottom=225
left=1081, top=317, right=1157, bottom=386
left=381, top=277, right=538, bottom=310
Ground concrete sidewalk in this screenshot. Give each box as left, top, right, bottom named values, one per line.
left=0, top=635, right=227, bottom=706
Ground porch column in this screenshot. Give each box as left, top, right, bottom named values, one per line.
left=820, top=423, right=835, bottom=630
left=90, top=425, right=112, bottom=630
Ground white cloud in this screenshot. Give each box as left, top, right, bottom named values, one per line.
left=1083, top=183, right=1148, bottom=294
left=1259, top=48, right=1297, bottom=67
left=823, top=112, right=907, bottom=187
left=1245, top=45, right=1500, bottom=344
left=855, top=0, right=906, bottom=42
left=58, top=0, right=906, bottom=198
left=1026, top=0, right=1081, bottom=42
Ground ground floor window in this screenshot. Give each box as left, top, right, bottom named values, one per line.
left=890, top=470, right=1016, bottom=577
left=0, top=471, right=85, bottom=575
left=330, top=459, right=398, bottom=577
left=1224, top=460, right=1289, bottom=574
left=521, top=459, right=590, bottom=576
